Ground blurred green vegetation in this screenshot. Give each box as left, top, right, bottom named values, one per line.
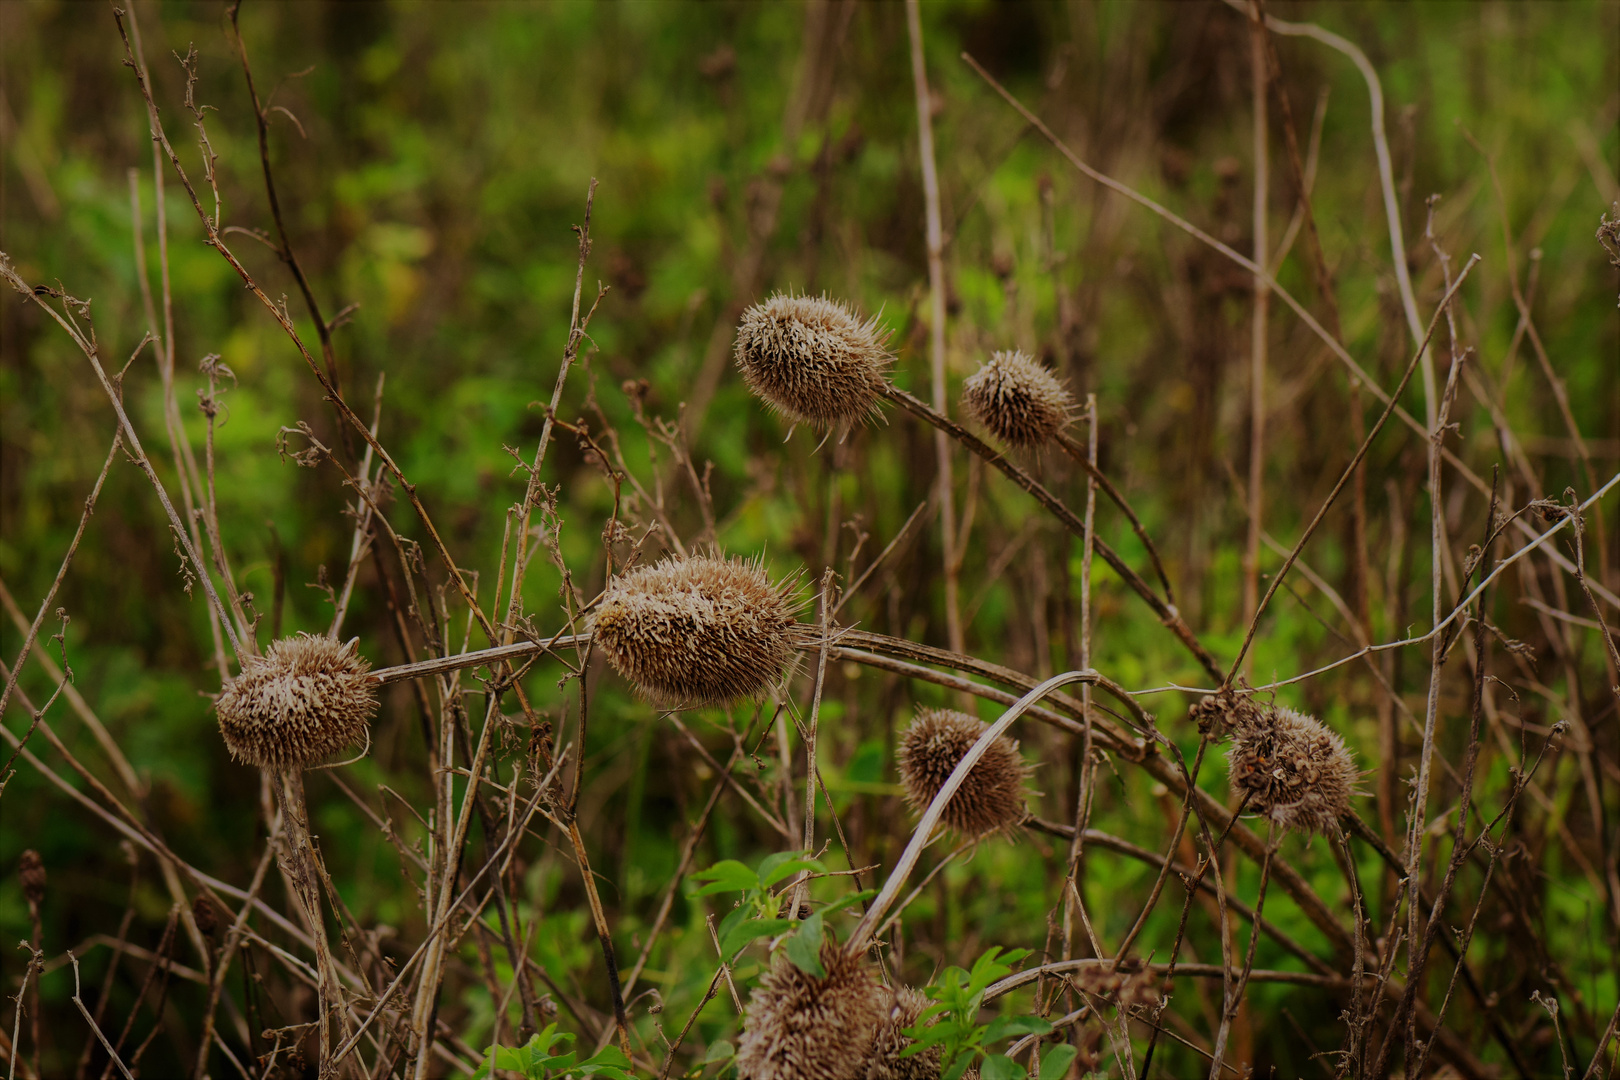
left=2, top=1, right=1616, bottom=1077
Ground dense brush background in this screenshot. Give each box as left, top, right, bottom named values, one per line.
left=2, top=1, right=1617, bottom=1076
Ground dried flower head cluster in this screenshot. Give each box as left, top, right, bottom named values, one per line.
left=897, top=709, right=1029, bottom=839
left=735, top=293, right=892, bottom=427
left=960, top=350, right=1074, bottom=449
left=1071, top=965, right=1165, bottom=1010
left=736, top=943, right=887, bottom=1080
left=862, top=985, right=941, bottom=1080
left=592, top=553, right=803, bottom=706
left=1227, top=705, right=1359, bottom=834
left=214, top=633, right=377, bottom=770
left=1188, top=688, right=1264, bottom=737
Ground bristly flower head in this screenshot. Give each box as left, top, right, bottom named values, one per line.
left=862, top=985, right=941, bottom=1080
left=736, top=942, right=886, bottom=1080
left=735, top=293, right=892, bottom=427
left=897, top=708, right=1029, bottom=839
left=215, top=633, right=377, bottom=770
left=1227, top=706, right=1359, bottom=834
left=592, top=553, right=804, bottom=707
left=960, top=350, right=1074, bottom=449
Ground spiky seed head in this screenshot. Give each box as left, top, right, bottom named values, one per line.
left=18, top=849, right=45, bottom=906
left=1227, top=706, right=1359, bottom=834
left=897, top=709, right=1029, bottom=839
left=736, top=942, right=886, bottom=1080
left=735, top=293, right=892, bottom=427
left=592, top=554, right=803, bottom=707
left=1071, top=965, right=1166, bottom=1009
left=862, top=985, right=941, bottom=1080
left=214, top=633, right=377, bottom=770
left=960, top=350, right=1074, bottom=449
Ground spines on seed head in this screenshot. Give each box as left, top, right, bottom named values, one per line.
left=736, top=942, right=887, bottom=1080
left=1227, top=705, right=1360, bottom=834
left=214, top=633, right=377, bottom=770
left=735, top=293, right=892, bottom=427
left=862, top=985, right=942, bottom=1080
left=592, top=553, right=804, bottom=707
left=897, top=708, right=1029, bottom=840
left=960, top=350, right=1074, bottom=449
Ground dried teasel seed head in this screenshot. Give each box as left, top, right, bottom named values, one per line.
left=18, top=849, right=45, bottom=907
left=1227, top=706, right=1360, bottom=834
left=1189, top=688, right=1264, bottom=737
left=736, top=942, right=887, bottom=1080
left=735, top=293, right=892, bottom=427
left=214, top=633, right=377, bottom=770
left=960, top=350, right=1074, bottom=449
left=592, top=553, right=804, bottom=707
left=862, top=985, right=941, bottom=1080
left=897, top=709, right=1029, bottom=840
left=1072, top=964, right=1165, bottom=1010
left=192, top=894, right=218, bottom=938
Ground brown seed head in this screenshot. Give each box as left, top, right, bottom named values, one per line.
left=18, top=849, right=45, bottom=907
left=592, top=554, right=804, bottom=707
left=1189, top=689, right=1263, bottom=738
left=736, top=942, right=887, bottom=1080
left=862, top=985, right=941, bottom=1080
left=897, top=709, right=1029, bottom=839
left=960, top=351, right=1074, bottom=449
left=192, top=894, right=218, bottom=938
left=1227, top=706, right=1359, bottom=834
left=735, top=293, right=892, bottom=427
left=214, top=633, right=377, bottom=770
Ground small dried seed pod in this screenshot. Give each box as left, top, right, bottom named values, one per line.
left=736, top=942, right=887, bottom=1080
left=18, top=850, right=45, bottom=907
left=960, top=350, right=1074, bottom=449
left=592, top=554, right=803, bottom=706
left=1188, top=688, right=1263, bottom=738
left=863, top=985, right=941, bottom=1080
left=1227, top=706, right=1359, bottom=834
left=897, top=709, right=1029, bottom=839
left=735, top=293, right=892, bottom=427
left=192, top=894, right=218, bottom=939
left=215, top=633, right=377, bottom=770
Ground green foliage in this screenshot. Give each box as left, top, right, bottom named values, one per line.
left=903, top=947, right=1075, bottom=1080
left=471, top=1024, right=633, bottom=1080
left=691, top=850, right=873, bottom=975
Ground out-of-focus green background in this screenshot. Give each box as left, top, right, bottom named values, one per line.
left=2, top=1, right=1616, bottom=1076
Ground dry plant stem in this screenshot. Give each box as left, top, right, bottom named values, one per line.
left=8, top=944, right=41, bottom=1080
left=1061, top=397, right=1100, bottom=987
left=906, top=0, right=965, bottom=659
left=566, top=817, right=634, bottom=1058
left=963, top=51, right=1620, bottom=611
left=504, top=180, right=597, bottom=635
left=794, top=570, right=837, bottom=914
left=193, top=824, right=282, bottom=1080
left=68, top=952, right=133, bottom=1080
left=1208, top=826, right=1277, bottom=1079
left=0, top=259, right=243, bottom=661
left=1223, top=256, right=1480, bottom=682
left=1243, top=0, right=1270, bottom=652
left=272, top=767, right=345, bottom=1073
left=0, top=430, right=120, bottom=726
left=878, top=382, right=1223, bottom=682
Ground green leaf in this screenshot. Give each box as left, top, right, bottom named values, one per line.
left=985, top=1016, right=1054, bottom=1043
left=1038, top=1044, right=1078, bottom=1080
left=702, top=1040, right=736, bottom=1064
left=692, top=860, right=761, bottom=896
left=783, top=911, right=825, bottom=976
left=943, top=1050, right=977, bottom=1080
left=760, top=857, right=824, bottom=889
left=719, top=917, right=795, bottom=958
left=981, top=1053, right=1027, bottom=1080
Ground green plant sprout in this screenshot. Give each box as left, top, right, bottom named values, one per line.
left=902, top=947, right=1077, bottom=1080
left=471, top=1024, right=633, bottom=1080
